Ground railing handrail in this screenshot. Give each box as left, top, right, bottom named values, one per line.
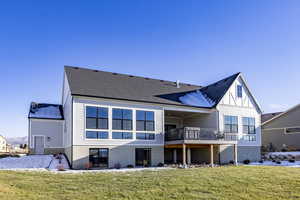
left=165, top=127, right=238, bottom=141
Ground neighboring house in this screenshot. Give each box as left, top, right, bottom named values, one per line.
left=262, top=104, right=300, bottom=151
left=28, top=66, right=262, bottom=169
left=0, top=135, right=8, bottom=153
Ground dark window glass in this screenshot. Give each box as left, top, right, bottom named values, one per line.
left=86, top=131, right=98, bottom=139
left=112, top=132, right=123, bottom=139
left=286, top=128, right=300, bottom=134
left=98, top=119, right=108, bottom=129
left=112, top=132, right=132, bottom=139
left=89, top=148, right=108, bottom=168
left=136, top=133, right=155, bottom=140
left=112, top=109, right=132, bottom=130
left=224, top=116, right=238, bottom=133
left=86, top=106, right=97, bottom=118
left=86, top=118, right=97, bottom=129
left=86, top=131, right=108, bottom=139
left=237, top=85, right=243, bottom=98
left=86, top=107, right=108, bottom=130
left=242, top=117, right=255, bottom=134
left=136, top=110, right=155, bottom=131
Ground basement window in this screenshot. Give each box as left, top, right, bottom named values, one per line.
left=285, top=128, right=300, bottom=134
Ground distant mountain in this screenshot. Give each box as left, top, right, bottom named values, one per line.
left=6, top=136, right=28, bottom=145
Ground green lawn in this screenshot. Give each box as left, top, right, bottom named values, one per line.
left=0, top=166, right=299, bottom=200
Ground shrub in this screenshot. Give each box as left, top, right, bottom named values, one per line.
left=229, top=160, right=235, bottom=165
left=272, top=160, right=276, bottom=163
left=243, top=159, right=250, bottom=165
left=259, top=160, right=264, bottom=163
left=114, top=163, right=121, bottom=169
left=276, top=160, right=281, bottom=164
left=126, top=164, right=134, bottom=168
left=289, top=159, right=295, bottom=163
left=157, top=163, right=164, bottom=167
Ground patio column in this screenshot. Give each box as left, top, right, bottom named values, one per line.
left=173, top=149, right=177, bottom=164
left=234, top=144, right=238, bottom=165
left=187, top=148, right=191, bottom=165
left=210, top=144, right=214, bottom=167
left=182, top=144, right=186, bottom=166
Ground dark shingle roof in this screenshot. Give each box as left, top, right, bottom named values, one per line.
left=261, top=112, right=283, bottom=123
left=65, top=66, right=240, bottom=108
left=28, top=103, right=64, bottom=120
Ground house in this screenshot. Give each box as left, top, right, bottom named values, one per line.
left=262, top=104, right=300, bottom=151
left=28, top=66, right=262, bottom=169
left=0, top=135, right=8, bottom=153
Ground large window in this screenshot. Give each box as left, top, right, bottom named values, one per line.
left=112, top=132, right=133, bottom=139
left=112, top=109, right=132, bottom=130
left=86, top=131, right=108, bottom=139
left=136, top=111, right=155, bottom=131
left=86, top=106, right=108, bottom=129
left=243, top=117, right=255, bottom=134
left=224, top=116, right=238, bottom=133
left=136, top=133, right=155, bottom=140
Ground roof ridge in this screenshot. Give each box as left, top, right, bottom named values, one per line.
left=64, top=65, right=201, bottom=87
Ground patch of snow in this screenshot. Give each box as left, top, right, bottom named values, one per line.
left=179, top=90, right=214, bottom=107
left=248, top=161, right=300, bottom=168
left=0, top=154, right=69, bottom=170
left=51, top=167, right=172, bottom=174
left=268, top=152, right=300, bottom=156
left=30, top=105, right=62, bottom=119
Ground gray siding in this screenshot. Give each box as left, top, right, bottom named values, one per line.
left=220, top=145, right=260, bottom=163
left=72, top=145, right=164, bottom=169
left=262, top=129, right=300, bottom=151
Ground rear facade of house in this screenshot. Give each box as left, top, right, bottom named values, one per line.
left=28, top=66, right=262, bottom=169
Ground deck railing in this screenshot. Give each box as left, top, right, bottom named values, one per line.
left=165, top=127, right=238, bottom=141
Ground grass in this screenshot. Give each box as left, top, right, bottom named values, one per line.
left=0, top=166, right=300, bottom=200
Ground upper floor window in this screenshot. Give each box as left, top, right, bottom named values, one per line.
left=112, top=132, right=133, bottom=139
left=86, top=106, right=108, bottom=129
left=112, top=108, right=132, bottom=130
left=224, top=115, right=238, bottom=133
left=243, top=117, right=255, bottom=134
left=237, top=85, right=243, bottom=98
left=136, top=111, right=155, bottom=131
left=136, top=133, right=155, bottom=140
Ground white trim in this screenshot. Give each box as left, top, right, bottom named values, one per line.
left=284, top=127, right=300, bottom=135
left=262, top=103, right=300, bottom=126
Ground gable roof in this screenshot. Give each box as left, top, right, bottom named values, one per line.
left=64, top=66, right=242, bottom=108
left=262, top=103, right=300, bottom=125
left=28, top=103, right=64, bottom=120
left=261, top=112, right=283, bottom=123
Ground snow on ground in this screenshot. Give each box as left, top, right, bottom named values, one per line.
left=0, top=154, right=70, bottom=170
left=179, top=90, right=214, bottom=107
left=249, top=161, right=300, bottom=168
left=267, top=152, right=300, bottom=156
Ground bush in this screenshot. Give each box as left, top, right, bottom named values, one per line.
left=157, top=163, right=164, bottom=167
left=126, top=164, right=134, bottom=168
left=289, top=159, right=295, bottom=163
left=272, top=160, right=276, bottom=162
left=114, top=163, right=121, bottom=169
left=229, top=160, right=235, bottom=165
left=276, top=160, right=281, bottom=164
left=243, top=159, right=250, bottom=165
left=259, top=160, right=264, bottom=163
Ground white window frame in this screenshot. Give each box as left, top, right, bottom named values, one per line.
left=284, top=127, right=300, bottom=135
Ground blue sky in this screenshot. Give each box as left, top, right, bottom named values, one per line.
left=1, top=0, right=300, bottom=137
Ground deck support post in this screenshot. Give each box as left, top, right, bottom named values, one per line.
left=234, top=144, right=238, bottom=165
left=187, top=148, right=191, bottom=165
left=182, top=144, right=187, bottom=167
left=210, top=144, right=214, bottom=167
left=173, top=149, right=177, bottom=164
